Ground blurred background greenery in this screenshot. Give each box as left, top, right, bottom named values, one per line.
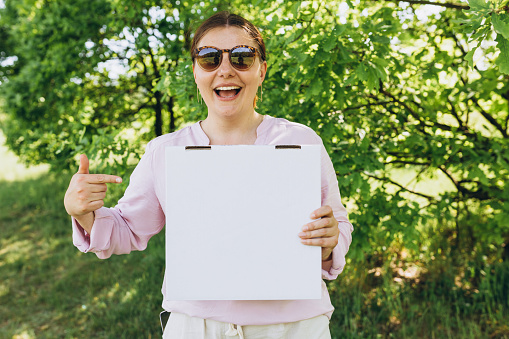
left=1, top=0, right=509, bottom=338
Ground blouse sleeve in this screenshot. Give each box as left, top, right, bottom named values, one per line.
left=319, top=144, right=353, bottom=280
left=71, top=141, right=166, bottom=259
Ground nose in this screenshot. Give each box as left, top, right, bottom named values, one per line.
left=217, top=51, right=235, bottom=77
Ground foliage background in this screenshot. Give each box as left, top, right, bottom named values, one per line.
left=1, top=0, right=509, bottom=338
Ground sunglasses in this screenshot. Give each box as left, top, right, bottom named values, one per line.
left=194, top=45, right=259, bottom=71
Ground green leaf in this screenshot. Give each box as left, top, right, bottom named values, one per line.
left=467, top=0, right=490, bottom=11
left=298, top=50, right=310, bottom=63
left=371, top=35, right=391, bottom=45
left=495, top=35, right=509, bottom=74
left=290, top=1, right=300, bottom=16
left=356, top=62, right=368, bottom=81
left=469, top=24, right=491, bottom=42
left=366, top=66, right=379, bottom=91
left=324, top=33, right=337, bottom=52
left=492, top=13, right=509, bottom=40
left=153, top=73, right=168, bottom=92
left=500, top=0, right=509, bottom=9
left=465, top=45, right=477, bottom=68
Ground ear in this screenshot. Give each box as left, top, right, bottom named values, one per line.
left=259, top=61, right=267, bottom=86
left=192, top=63, right=197, bottom=81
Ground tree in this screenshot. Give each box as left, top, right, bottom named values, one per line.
left=250, top=0, right=509, bottom=264
left=1, top=0, right=508, bottom=265
left=0, top=0, right=223, bottom=170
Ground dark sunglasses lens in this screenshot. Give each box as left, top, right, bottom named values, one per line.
left=231, top=47, right=255, bottom=70
left=197, top=48, right=221, bottom=70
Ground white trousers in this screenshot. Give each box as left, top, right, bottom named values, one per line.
left=162, top=312, right=331, bottom=339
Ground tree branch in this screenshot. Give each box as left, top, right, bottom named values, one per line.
left=438, top=165, right=459, bottom=188
left=379, top=89, right=483, bottom=139
left=107, top=98, right=152, bottom=125
left=386, top=151, right=424, bottom=158
left=438, top=166, right=501, bottom=201
left=446, top=98, right=470, bottom=134
left=376, top=0, right=469, bottom=10
left=470, top=97, right=508, bottom=138
left=364, top=173, right=437, bottom=201
left=289, top=3, right=322, bottom=44
left=385, top=160, right=431, bottom=166
left=380, top=89, right=449, bottom=132
left=379, top=89, right=422, bottom=123
left=342, top=101, right=393, bottom=112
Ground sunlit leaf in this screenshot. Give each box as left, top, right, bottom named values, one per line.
left=492, top=13, right=509, bottom=40
left=495, top=34, right=509, bottom=74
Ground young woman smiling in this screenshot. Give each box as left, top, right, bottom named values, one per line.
left=192, top=24, right=267, bottom=145
left=64, top=11, right=353, bottom=339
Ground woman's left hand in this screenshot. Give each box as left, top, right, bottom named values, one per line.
left=298, top=205, right=339, bottom=261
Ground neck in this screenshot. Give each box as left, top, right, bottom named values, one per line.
left=201, top=111, right=263, bottom=145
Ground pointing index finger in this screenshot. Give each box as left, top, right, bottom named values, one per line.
left=87, top=174, right=122, bottom=184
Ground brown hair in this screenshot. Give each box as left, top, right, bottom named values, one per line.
left=190, top=11, right=266, bottom=64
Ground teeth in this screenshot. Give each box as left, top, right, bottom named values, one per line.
left=215, top=86, right=241, bottom=91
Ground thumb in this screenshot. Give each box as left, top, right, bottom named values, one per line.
left=77, top=154, right=90, bottom=174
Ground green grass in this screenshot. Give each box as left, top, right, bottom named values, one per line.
left=1, top=139, right=508, bottom=338
left=0, top=172, right=166, bottom=338
left=328, top=260, right=509, bottom=339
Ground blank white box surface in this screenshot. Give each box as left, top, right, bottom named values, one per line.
left=165, top=145, right=321, bottom=300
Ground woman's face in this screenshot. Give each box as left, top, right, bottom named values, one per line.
left=193, top=26, right=267, bottom=120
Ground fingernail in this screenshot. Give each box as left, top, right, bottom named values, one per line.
left=302, top=226, right=309, bottom=231
left=116, top=178, right=122, bottom=183
left=298, top=232, right=306, bottom=237
left=310, top=213, right=316, bottom=218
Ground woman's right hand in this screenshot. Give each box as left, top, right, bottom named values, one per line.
left=64, top=154, right=122, bottom=233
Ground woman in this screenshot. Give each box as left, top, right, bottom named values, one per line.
left=64, top=11, right=353, bottom=339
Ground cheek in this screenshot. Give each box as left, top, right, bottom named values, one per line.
left=195, top=73, right=211, bottom=89
left=247, top=74, right=261, bottom=90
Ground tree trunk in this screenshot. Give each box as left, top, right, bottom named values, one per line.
left=168, top=96, right=175, bottom=133
left=154, top=90, right=163, bottom=137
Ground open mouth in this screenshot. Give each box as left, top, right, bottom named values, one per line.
left=214, top=86, right=242, bottom=98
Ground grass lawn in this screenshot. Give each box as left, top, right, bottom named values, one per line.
left=1, top=134, right=508, bottom=338
left=0, top=135, right=165, bottom=338
left=0, top=171, right=166, bottom=338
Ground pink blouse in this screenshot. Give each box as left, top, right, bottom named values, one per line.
left=72, top=115, right=353, bottom=326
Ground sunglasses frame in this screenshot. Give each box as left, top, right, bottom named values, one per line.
left=194, top=45, right=259, bottom=72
